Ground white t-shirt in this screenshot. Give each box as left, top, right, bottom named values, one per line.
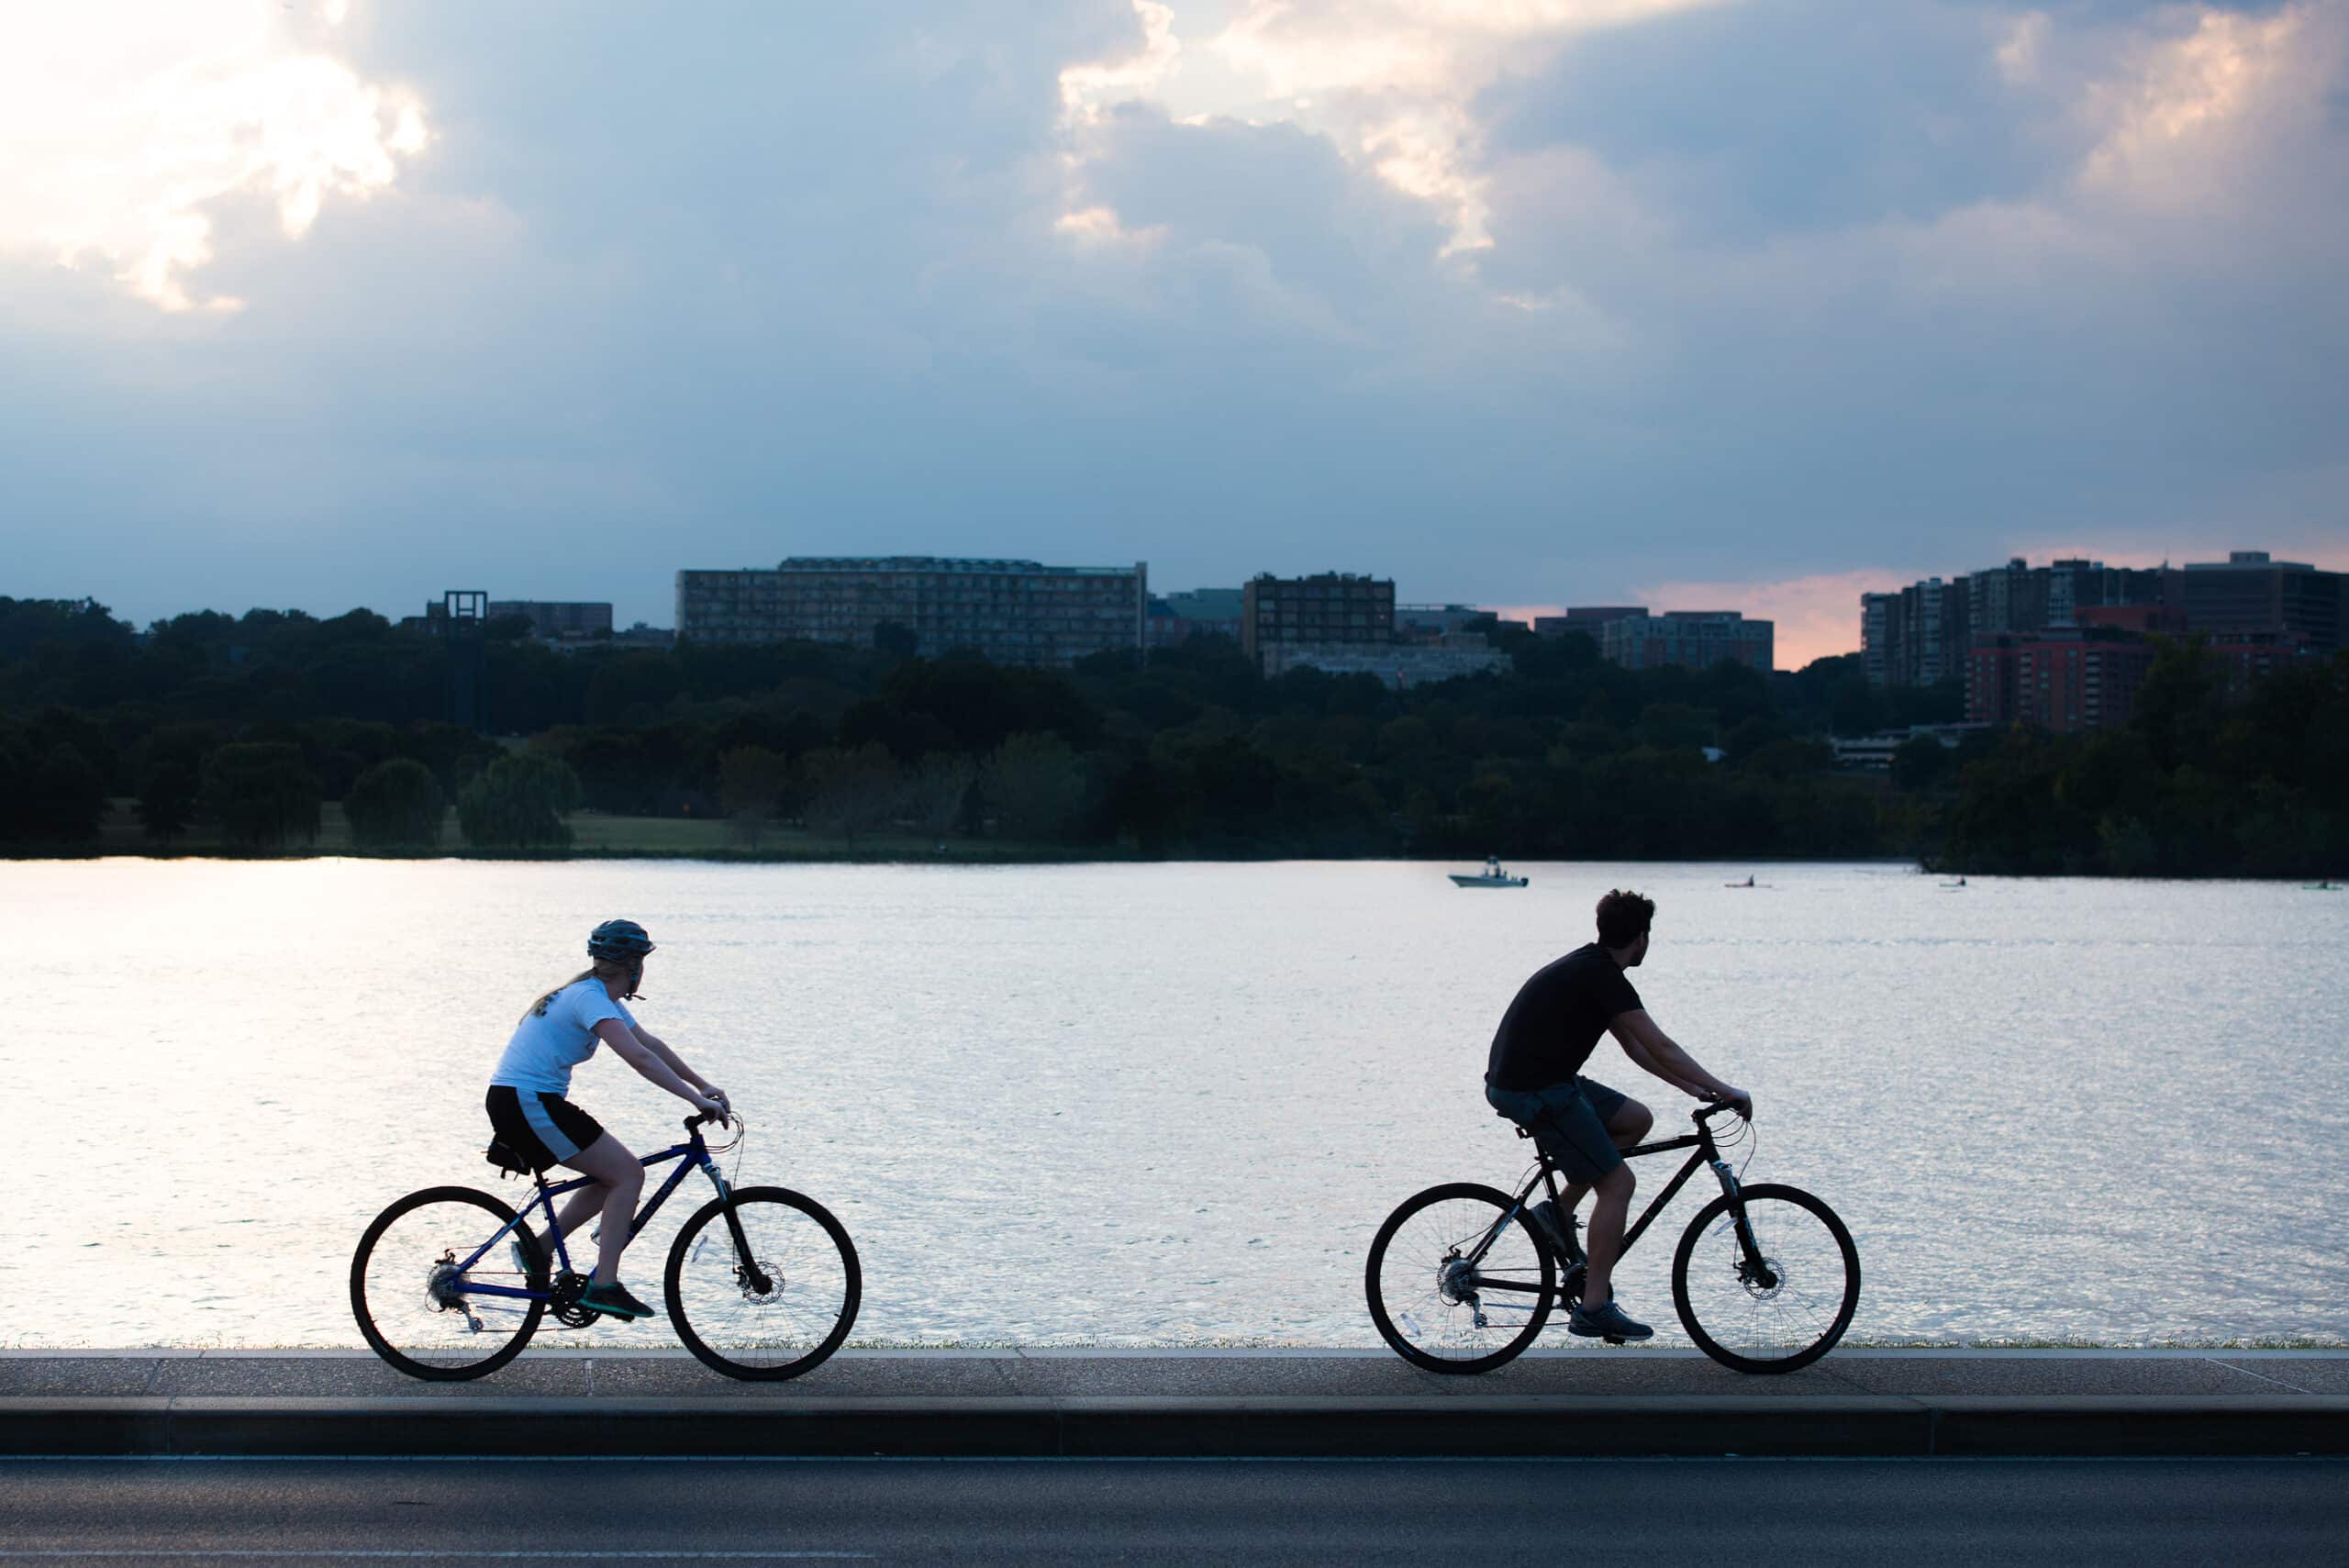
left=490, top=978, right=640, bottom=1098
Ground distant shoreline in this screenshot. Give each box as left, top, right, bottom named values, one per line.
left=14, top=843, right=2327, bottom=879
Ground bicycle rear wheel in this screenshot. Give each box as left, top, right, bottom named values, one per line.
left=1670, top=1182, right=1859, bottom=1374
left=1365, top=1182, right=1557, bottom=1374
left=351, top=1185, right=547, bottom=1381
left=664, top=1186, right=860, bottom=1381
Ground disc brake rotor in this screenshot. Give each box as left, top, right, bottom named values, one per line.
left=737, top=1260, right=785, bottom=1304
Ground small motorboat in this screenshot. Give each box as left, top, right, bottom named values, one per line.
left=1451, top=856, right=1529, bottom=888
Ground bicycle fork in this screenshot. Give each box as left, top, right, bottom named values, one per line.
left=1711, top=1160, right=1778, bottom=1290
left=705, top=1163, right=774, bottom=1296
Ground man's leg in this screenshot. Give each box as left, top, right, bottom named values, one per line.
left=1556, top=1098, right=1653, bottom=1219
left=1581, top=1162, right=1636, bottom=1310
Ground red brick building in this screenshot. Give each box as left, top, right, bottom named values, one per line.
left=1966, top=629, right=2155, bottom=732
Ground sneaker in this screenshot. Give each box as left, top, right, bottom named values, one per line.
left=1526, top=1200, right=1585, bottom=1270
left=507, top=1229, right=538, bottom=1279
left=1568, top=1296, right=1653, bottom=1341
left=581, top=1281, right=654, bottom=1319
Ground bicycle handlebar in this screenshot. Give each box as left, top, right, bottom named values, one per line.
left=1693, top=1098, right=1749, bottom=1124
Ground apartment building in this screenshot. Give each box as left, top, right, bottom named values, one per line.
left=1597, top=610, right=1775, bottom=673
left=675, top=557, right=1147, bottom=667
left=1241, top=573, right=1395, bottom=662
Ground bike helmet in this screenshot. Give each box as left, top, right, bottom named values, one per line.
left=588, top=918, right=656, bottom=962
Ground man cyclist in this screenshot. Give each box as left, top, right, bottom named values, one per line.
left=1484, top=889, right=1751, bottom=1340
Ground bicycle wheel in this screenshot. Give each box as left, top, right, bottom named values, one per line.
left=1670, top=1182, right=1859, bottom=1374
left=1365, top=1182, right=1557, bottom=1374
left=664, top=1186, right=861, bottom=1381
left=351, top=1185, right=547, bottom=1381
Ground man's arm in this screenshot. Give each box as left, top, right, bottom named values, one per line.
left=1609, top=1010, right=1748, bottom=1109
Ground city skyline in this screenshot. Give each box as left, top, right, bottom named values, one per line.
left=6, top=3, right=2343, bottom=673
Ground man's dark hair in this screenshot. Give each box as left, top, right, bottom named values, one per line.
left=1596, top=889, right=1654, bottom=949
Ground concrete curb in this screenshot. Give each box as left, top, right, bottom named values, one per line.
left=6, top=1396, right=2343, bottom=1459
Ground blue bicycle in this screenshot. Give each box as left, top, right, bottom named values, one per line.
left=351, top=1112, right=860, bottom=1382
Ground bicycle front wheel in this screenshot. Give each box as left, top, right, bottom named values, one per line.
left=1365, top=1182, right=1556, bottom=1374
left=1671, top=1182, right=1859, bottom=1374
left=351, top=1185, right=547, bottom=1381
left=664, top=1186, right=861, bottom=1381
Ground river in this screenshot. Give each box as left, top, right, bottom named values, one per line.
left=6, top=858, right=2344, bottom=1349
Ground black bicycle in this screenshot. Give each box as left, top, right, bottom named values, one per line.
left=351, top=1112, right=860, bottom=1382
left=1365, top=1101, right=1858, bottom=1374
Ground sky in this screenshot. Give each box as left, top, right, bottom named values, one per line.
left=3, top=1, right=2343, bottom=666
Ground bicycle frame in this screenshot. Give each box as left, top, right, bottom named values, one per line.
left=450, top=1119, right=744, bottom=1306
left=1462, top=1104, right=1765, bottom=1303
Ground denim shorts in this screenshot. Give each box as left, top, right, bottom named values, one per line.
left=1485, top=1076, right=1631, bottom=1184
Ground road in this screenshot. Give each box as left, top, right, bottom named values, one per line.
left=1, top=1457, right=2342, bottom=1564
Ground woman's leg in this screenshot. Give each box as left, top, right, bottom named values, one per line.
left=545, top=1184, right=607, bottom=1250
left=559, top=1134, right=643, bottom=1286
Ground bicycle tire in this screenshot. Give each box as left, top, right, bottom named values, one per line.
left=1670, top=1182, right=1859, bottom=1374
left=351, top=1184, right=547, bottom=1382
left=663, top=1186, right=861, bottom=1381
left=1365, top=1181, right=1557, bottom=1374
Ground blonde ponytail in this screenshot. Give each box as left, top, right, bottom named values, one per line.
left=518, top=957, right=638, bottom=1024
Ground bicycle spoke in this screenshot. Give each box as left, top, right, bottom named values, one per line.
left=1369, top=1188, right=1554, bottom=1369
left=1675, top=1189, right=1857, bottom=1370
left=351, top=1189, right=546, bottom=1380
left=666, top=1192, right=858, bottom=1377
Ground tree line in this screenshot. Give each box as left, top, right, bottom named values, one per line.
left=1, top=595, right=2336, bottom=873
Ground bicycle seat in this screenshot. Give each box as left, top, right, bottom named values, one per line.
left=484, top=1139, right=536, bottom=1178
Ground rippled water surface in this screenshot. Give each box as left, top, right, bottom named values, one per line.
left=6, top=858, right=2345, bottom=1348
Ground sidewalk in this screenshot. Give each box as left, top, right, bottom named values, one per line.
left=6, top=1349, right=2344, bottom=1458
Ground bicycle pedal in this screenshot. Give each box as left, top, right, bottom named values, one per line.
left=1603, top=1335, right=1626, bottom=1346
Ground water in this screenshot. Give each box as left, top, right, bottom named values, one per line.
left=6, top=858, right=2344, bottom=1349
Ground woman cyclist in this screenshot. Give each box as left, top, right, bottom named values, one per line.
left=485, top=919, right=730, bottom=1321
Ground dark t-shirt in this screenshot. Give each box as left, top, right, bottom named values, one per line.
left=1485, top=943, right=1644, bottom=1091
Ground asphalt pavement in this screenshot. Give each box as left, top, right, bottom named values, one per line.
left=2, top=1454, right=2344, bottom=1565
left=6, top=1349, right=2344, bottom=1458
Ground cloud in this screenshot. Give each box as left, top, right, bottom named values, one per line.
left=1059, top=0, right=1731, bottom=253
left=0, top=1, right=429, bottom=312
left=0, top=0, right=2342, bottom=635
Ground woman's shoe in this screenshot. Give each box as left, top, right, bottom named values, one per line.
left=581, top=1281, right=653, bottom=1319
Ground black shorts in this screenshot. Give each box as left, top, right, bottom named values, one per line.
left=1484, top=1076, right=1632, bottom=1184
left=485, top=1084, right=606, bottom=1172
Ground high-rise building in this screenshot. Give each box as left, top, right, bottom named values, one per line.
left=674, top=569, right=786, bottom=644
left=1598, top=610, right=1774, bottom=673
left=2178, top=550, right=2344, bottom=651
left=1966, top=628, right=2155, bottom=733
left=1241, top=573, right=1395, bottom=662
left=1861, top=594, right=1896, bottom=686
left=1863, top=577, right=1972, bottom=687
left=675, top=557, right=1147, bottom=667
